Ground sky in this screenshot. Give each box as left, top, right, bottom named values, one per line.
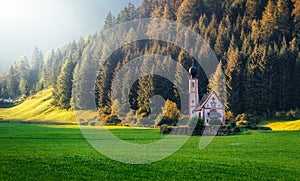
left=0, top=0, right=142, bottom=72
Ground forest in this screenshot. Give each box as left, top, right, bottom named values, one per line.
left=0, top=0, right=299, bottom=125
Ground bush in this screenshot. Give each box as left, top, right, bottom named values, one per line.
left=236, top=113, right=259, bottom=126
left=160, top=124, right=171, bottom=135
left=156, top=116, right=176, bottom=126
left=234, top=126, right=241, bottom=133
left=286, top=109, right=300, bottom=119
left=225, top=111, right=235, bottom=122
left=102, top=114, right=122, bottom=126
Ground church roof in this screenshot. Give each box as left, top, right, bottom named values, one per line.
left=194, top=91, right=224, bottom=111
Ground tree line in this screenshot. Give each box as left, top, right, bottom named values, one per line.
left=0, top=0, right=299, bottom=125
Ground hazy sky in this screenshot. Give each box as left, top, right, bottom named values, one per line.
left=0, top=0, right=142, bottom=72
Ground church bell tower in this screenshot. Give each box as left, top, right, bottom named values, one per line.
left=188, top=62, right=199, bottom=120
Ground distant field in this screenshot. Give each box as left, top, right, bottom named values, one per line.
left=0, top=89, right=76, bottom=124
left=0, top=122, right=299, bottom=180
left=266, top=120, right=300, bottom=131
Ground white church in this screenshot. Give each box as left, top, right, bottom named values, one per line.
left=188, top=63, right=225, bottom=126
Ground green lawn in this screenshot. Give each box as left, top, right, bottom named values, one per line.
left=0, top=122, right=299, bottom=180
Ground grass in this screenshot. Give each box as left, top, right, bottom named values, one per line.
left=0, top=89, right=76, bottom=124
left=266, top=120, right=300, bottom=131
left=0, top=122, right=299, bottom=180
left=0, top=89, right=299, bottom=179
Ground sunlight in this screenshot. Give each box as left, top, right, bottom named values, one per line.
left=0, top=1, right=39, bottom=23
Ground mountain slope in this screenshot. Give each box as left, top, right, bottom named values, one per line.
left=0, top=89, right=76, bottom=124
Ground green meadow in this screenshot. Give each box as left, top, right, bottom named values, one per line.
left=0, top=122, right=299, bottom=180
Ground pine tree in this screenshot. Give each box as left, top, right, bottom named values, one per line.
left=30, top=47, right=44, bottom=93
left=208, top=61, right=226, bottom=102
left=245, top=0, right=258, bottom=20
left=52, top=58, right=76, bottom=110
left=292, top=0, right=300, bottom=41
left=136, top=74, right=154, bottom=118
left=41, top=50, right=56, bottom=88
left=6, top=66, right=19, bottom=98
left=244, top=44, right=273, bottom=115
left=19, top=78, right=29, bottom=97
left=225, top=45, right=245, bottom=114
left=280, top=37, right=294, bottom=110
left=277, top=0, right=293, bottom=40
left=260, top=0, right=278, bottom=42
left=293, top=53, right=300, bottom=108
left=176, top=0, right=204, bottom=26
left=204, top=14, right=218, bottom=48
left=14, top=56, right=30, bottom=96
left=104, top=12, right=114, bottom=29
left=289, top=38, right=300, bottom=108
left=74, top=46, right=99, bottom=110
left=214, top=22, right=230, bottom=59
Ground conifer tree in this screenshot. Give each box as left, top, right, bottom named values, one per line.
left=292, top=0, right=300, bottom=41
left=277, top=0, right=293, bottom=40
left=260, top=0, right=278, bottom=42
left=52, top=58, right=76, bottom=110
left=176, top=0, right=204, bottom=26
left=208, top=61, right=226, bottom=102
left=225, top=45, right=245, bottom=114
left=6, top=66, right=19, bottom=98
left=30, top=47, right=44, bottom=93
left=245, top=0, right=258, bottom=20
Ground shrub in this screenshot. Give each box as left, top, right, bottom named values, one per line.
left=236, top=113, right=259, bottom=126
left=275, top=111, right=282, bottom=118
left=102, top=114, right=122, bottom=125
left=153, top=100, right=181, bottom=127
left=160, top=124, right=171, bottom=135
left=234, top=126, right=241, bottom=133
left=156, top=116, right=175, bottom=126
left=286, top=109, right=300, bottom=119
left=246, top=114, right=259, bottom=126
left=230, top=121, right=236, bottom=128
left=225, top=111, right=235, bottom=122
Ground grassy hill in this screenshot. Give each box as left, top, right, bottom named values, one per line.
left=266, top=120, right=300, bottom=131
left=0, top=89, right=76, bottom=124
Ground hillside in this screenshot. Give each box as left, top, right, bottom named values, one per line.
left=266, top=120, right=300, bottom=131
left=0, top=89, right=76, bottom=124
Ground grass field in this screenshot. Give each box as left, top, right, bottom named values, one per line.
left=266, top=120, right=300, bottom=131
left=0, top=122, right=299, bottom=180
left=0, top=89, right=76, bottom=124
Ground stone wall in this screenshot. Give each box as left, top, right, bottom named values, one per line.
left=160, top=125, right=272, bottom=136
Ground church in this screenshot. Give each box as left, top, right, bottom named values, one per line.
left=188, top=63, right=225, bottom=126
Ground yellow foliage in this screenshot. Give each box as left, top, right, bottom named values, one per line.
left=163, top=100, right=180, bottom=121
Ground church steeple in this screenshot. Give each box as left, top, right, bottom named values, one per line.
left=188, top=61, right=199, bottom=119
left=189, top=60, right=198, bottom=79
